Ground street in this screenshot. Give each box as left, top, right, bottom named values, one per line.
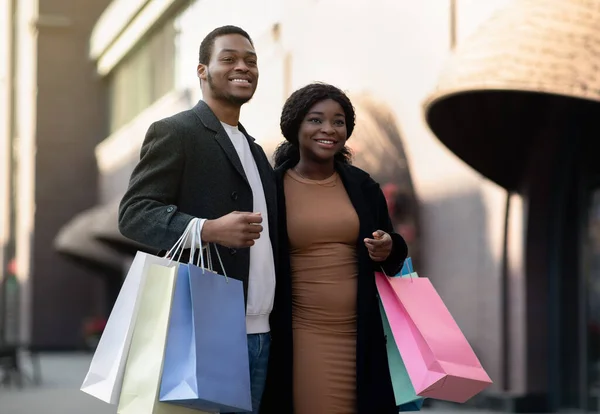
left=0, top=352, right=484, bottom=414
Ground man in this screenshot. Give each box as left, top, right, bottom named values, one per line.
left=118, top=25, right=276, bottom=414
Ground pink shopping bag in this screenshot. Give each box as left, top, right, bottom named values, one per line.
left=375, top=272, right=492, bottom=403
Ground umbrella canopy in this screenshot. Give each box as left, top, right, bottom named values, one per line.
left=54, top=204, right=126, bottom=273
left=424, top=0, right=600, bottom=190
left=90, top=199, right=157, bottom=256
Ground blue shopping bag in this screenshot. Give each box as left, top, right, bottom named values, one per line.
left=159, top=249, right=251, bottom=413
left=398, top=257, right=416, bottom=277
left=385, top=257, right=425, bottom=412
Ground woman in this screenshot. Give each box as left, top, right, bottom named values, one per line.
left=262, top=83, right=408, bottom=414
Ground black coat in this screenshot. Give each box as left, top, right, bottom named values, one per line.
left=118, top=100, right=277, bottom=303
left=261, top=160, right=408, bottom=414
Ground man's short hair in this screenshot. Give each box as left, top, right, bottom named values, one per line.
left=198, top=25, right=254, bottom=65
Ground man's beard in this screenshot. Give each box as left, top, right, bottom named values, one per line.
left=207, top=71, right=252, bottom=106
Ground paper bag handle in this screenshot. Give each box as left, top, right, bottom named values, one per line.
left=165, top=220, right=195, bottom=264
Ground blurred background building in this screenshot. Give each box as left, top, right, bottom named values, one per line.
left=1, top=0, right=600, bottom=412
left=0, top=0, right=112, bottom=352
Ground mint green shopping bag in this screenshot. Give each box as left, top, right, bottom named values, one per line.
left=379, top=300, right=424, bottom=411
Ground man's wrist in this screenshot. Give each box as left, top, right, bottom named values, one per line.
left=201, top=219, right=216, bottom=244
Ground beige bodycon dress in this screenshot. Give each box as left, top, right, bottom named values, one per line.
left=284, top=169, right=360, bottom=414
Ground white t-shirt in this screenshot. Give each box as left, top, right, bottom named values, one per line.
left=185, top=123, right=276, bottom=334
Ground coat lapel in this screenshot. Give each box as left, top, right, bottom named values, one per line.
left=246, top=137, right=279, bottom=251
left=247, top=136, right=276, bottom=207
left=192, top=100, right=248, bottom=184
left=337, top=163, right=374, bottom=241
left=336, top=163, right=379, bottom=405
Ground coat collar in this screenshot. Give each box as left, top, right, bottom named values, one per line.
left=192, top=100, right=255, bottom=183
left=192, top=99, right=255, bottom=140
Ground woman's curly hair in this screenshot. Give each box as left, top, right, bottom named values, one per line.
left=273, top=82, right=355, bottom=168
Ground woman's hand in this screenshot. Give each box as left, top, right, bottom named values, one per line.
left=364, top=230, right=392, bottom=262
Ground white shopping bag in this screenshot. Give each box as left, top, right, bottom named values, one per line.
left=80, top=252, right=174, bottom=403
left=81, top=226, right=195, bottom=404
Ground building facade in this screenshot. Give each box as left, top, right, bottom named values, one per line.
left=0, top=0, right=113, bottom=349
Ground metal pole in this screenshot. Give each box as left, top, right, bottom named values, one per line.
left=450, top=0, right=457, bottom=49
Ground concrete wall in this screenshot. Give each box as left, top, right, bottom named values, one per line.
left=12, top=0, right=112, bottom=348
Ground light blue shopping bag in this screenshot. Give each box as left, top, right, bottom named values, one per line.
left=397, top=257, right=417, bottom=278
left=159, top=244, right=251, bottom=413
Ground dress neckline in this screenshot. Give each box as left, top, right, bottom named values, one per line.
left=287, top=169, right=338, bottom=186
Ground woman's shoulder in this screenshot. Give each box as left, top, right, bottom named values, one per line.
left=274, top=160, right=296, bottom=183
left=338, top=163, right=379, bottom=188
left=274, top=162, right=291, bottom=175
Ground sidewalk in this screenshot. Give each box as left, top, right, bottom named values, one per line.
left=0, top=352, right=486, bottom=414
left=0, top=353, right=115, bottom=414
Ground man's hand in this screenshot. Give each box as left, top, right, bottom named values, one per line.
left=364, top=230, right=392, bottom=262
left=202, top=211, right=263, bottom=248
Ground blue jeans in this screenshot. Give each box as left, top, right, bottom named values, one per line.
left=223, top=333, right=270, bottom=414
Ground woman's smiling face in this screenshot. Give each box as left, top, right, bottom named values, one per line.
left=298, top=99, right=348, bottom=164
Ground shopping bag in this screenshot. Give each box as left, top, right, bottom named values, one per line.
left=375, top=267, right=492, bottom=403
left=380, top=301, right=424, bottom=411
left=159, top=232, right=251, bottom=412
left=380, top=258, right=424, bottom=411
left=81, top=222, right=196, bottom=404
left=399, top=400, right=425, bottom=411
left=81, top=251, right=179, bottom=403
left=117, top=262, right=206, bottom=414
left=397, top=257, right=416, bottom=277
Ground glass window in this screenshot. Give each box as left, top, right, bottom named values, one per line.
left=107, top=16, right=176, bottom=133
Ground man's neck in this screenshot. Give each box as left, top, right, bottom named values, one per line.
left=203, top=96, right=241, bottom=126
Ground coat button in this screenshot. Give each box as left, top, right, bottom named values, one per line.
left=231, top=191, right=238, bottom=201
left=229, top=248, right=237, bottom=255
left=166, top=206, right=174, bottom=213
